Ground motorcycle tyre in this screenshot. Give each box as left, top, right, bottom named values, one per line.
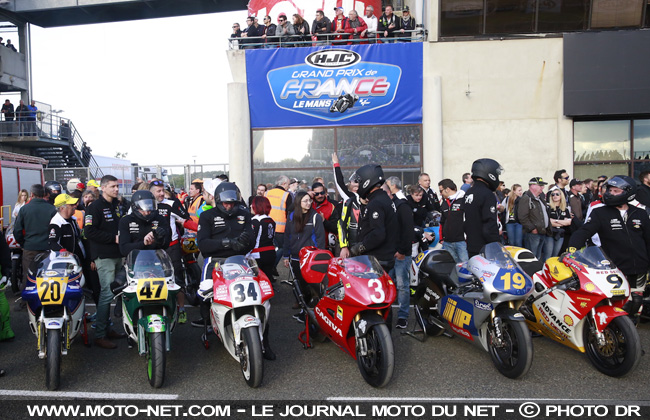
left=584, top=315, right=641, bottom=377
left=146, top=332, right=166, bottom=388
left=356, top=323, right=394, bottom=388
left=488, top=319, right=533, bottom=379
left=415, top=304, right=445, bottom=337
left=45, top=329, right=61, bottom=391
left=10, top=258, right=21, bottom=294
left=240, top=327, right=263, bottom=388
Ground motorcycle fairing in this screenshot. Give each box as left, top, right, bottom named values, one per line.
left=439, top=295, right=479, bottom=338
left=137, top=314, right=169, bottom=355
left=232, top=314, right=262, bottom=345
left=593, top=305, right=629, bottom=330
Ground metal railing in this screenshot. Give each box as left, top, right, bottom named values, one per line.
left=0, top=113, right=103, bottom=179
left=228, top=28, right=427, bottom=50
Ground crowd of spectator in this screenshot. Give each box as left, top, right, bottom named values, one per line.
left=230, top=5, right=421, bottom=48
left=0, top=98, right=39, bottom=136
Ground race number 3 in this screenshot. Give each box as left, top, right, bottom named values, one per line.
left=368, top=279, right=385, bottom=303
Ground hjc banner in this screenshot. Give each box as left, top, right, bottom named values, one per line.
left=245, top=43, right=423, bottom=128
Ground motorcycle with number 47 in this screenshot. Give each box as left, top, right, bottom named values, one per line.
left=513, top=246, right=641, bottom=377
left=411, top=242, right=534, bottom=379
left=111, top=249, right=180, bottom=388
left=22, top=251, right=88, bottom=390
left=295, top=247, right=397, bottom=388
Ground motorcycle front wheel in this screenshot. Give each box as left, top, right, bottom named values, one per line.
left=240, top=327, right=263, bottom=388
left=488, top=319, right=533, bottom=379
left=45, top=329, right=61, bottom=390
left=584, top=315, right=641, bottom=377
left=356, top=323, right=394, bottom=388
left=146, top=332, right=166, bottom=388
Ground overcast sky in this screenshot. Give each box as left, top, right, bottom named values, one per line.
left=28, top=10, right=242, bottom=166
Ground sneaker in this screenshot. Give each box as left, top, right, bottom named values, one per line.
left=191, top=318, right=206, bottom=328
left=292, top=310, right=305, bottom=323
left=396, top=318, right=408, bottom=329
left=178, top=311, right=187, bottom=324
left=86, top=313, right=97, bottom=322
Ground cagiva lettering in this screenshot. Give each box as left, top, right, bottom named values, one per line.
left=281, top=77, right=390, bottom=100
left=316, top=307, right=342, bottom=337
left=443, top=299, right=471, bottom=329
left=540, top=301, right=571, bottom=334
left=305, top=50, right=361, bottom=68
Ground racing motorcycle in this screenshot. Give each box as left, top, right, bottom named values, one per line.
left=515, top=246, right=642, bottom=377
left=198, top=255, right=274, bottom=388
left=411, top=242, right=534, bottom=379
left=22, top=251, right=87, bottom=390
left=295, top=247, right=396, bottom=388
left=5, top=226, right=23, bottom=294
left=112, top=249, right=180, bottom=388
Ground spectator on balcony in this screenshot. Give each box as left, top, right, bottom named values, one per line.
left=0, top=37, right=4, bottom=46
left=312, top=10, right=331, bottom=44
left=27, top=100, right=37, bottom=136
left=261, top=15, right=277, bottom=47
left=1, top=99, right=14, bottom=136
left=343, top=10, right=368, bottom=45
left=230, top=22, right=242, bottom=49
left=330, top=7, right=349, bottom=45
left=292, top=14, right=310, bottom=45
left=378, top=5, right=401, bottom=42
left=16, top=100, right=29, bottom=136
left=242, top=16, right=264, bottom=49
left=59, top=119, right=71, bottom=141
left=363, top=5, right=378, bottom=42
left=275, top=14, right=295, bottom=46
left=396, top=6, right=417, bottom=42
left=5, top=40, right=16, bottom=52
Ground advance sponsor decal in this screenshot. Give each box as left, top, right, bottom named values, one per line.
left=246, top=43, right=422, bottom=128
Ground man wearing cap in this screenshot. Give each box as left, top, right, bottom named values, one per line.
left=87, top=179, right=100, bottom=198
left=518, top=177, right=551, bottom=260
left=568, top=179, right=586, bottom=222
left=331, top=7, right=348, bottom=44
left=397, top=6, right=417, bottom=42
left=288, top=178, right=299, bottom=197
left=48, top=194, right=84, bottom=257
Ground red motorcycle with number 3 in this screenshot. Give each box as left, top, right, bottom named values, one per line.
left=294, top=247, right=396, bottom=388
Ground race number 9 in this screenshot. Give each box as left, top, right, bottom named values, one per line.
left=606, top=274, right=623, bottom=289
left=368, top=279, right=385, bottom=303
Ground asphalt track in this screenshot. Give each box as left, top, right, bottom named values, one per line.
left=1, top=267, right=649, bottom=404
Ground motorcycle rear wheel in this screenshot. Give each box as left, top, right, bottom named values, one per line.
left=146, top=332, right=166, bottom=388
left=10, top=257, right=21, bottom=294
left=240, top=327, right=263, bottom=388
left=356, top=323, right=394, bottom=388
left=488, top=319, right=533, bottom=379
left=584, top=315, right=641, bottom=377
left=45, top=329, right=61, bottom=391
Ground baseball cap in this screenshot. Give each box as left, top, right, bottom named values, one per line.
left=528, top=177, right=548, bottom=186
left=334, top=6, right=344, bottom=12
left=289, top=178, right=299, bottom=184
left=404, top=6, right=410, bottom=11
left=87, top=179, right=100, bottom=188
left=54, top=193, right=79, bottom=208
left=569, top=178, right=583, bottom=188
left=76, top=182, right=85, bottom=191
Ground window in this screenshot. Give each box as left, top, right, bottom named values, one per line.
left=591, top=0, right=644, bottom=28
left=252, top=125, right=422, bottom=194
left=485, top=0, right=536, bottom=34
left=574, top=119, right=650, bottom=180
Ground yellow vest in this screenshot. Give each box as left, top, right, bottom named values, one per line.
left=188, top=195, right=205, bottom=225
left=267, top=188, right=289, bottom=233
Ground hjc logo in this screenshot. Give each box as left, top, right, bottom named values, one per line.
left=443, top=298, right=471, bottom=329
left=306, top=50, right=361, bottom=68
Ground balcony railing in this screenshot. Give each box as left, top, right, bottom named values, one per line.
left=228, top=28, right=427, bottom=50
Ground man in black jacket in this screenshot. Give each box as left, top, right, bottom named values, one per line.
left=385, top=177, right=413, bottom=329
left=84, top=175, right=126, bottom=349
left=635, top=171, right=650, bottom=207
left=463, top=159, right=503, bottom=258
left=418, top=173, right=441, bottom=213
left=312, top=9, right=331, bottom=42
left=439, top=179, right=468, bottom=262
left=569, top=176, right=650, bottom=324
left=118, top=190, right=171, bottom=257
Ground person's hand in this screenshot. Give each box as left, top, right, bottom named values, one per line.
left=395, top=252, right=405, bottom=261
left=531, top=229, right=538, bottom=234
left=424, top=232, right=434, bottom=241
left=340, top=247, right=350, bottom=259
left=400, top=29, right=405, bottom=33
left=261, top=34, right=267, bottom=39
left=361, top=30, right=367, bottom=37
left=283, top=258, right=290, bottom=268
left=384, top=30, right=388, bottom=37
left=115, top=235, right=119, bottom=244
left=332, top=152, right=339, bottom=165
left=144, top=232, right=155, bottom=246
left=388, top=23, right=395, bottom=29
left=90, top=261, right=97, bottom=271
left=242, top=33, right=248, bottom=37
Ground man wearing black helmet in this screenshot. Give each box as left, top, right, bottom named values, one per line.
left=463, top=158, right=503, bottom=258
left=569, top=176, right=650, bottom=324
left=44, top=180, right=63, bottom=205
left=118, top=190, right=171, bottom=256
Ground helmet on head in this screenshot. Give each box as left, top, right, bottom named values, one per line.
left=66, top=178, right=81, bottom=193
left=214, top=182, right=241, bottom=216
left=471, top=158, right=503, bottom=191
left=353, top=164, right=385, bottom=200
left=44, top=181, right=63, bottom=203
left=602, top=176, right=637, bottom=206
left=130, top=190, right=157, bottom=222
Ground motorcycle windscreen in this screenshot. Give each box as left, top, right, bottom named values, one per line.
left=126, top=249, right=174, bottom=279
left=216, top=255, right=259, bottom=280
left=342, top=256, right=385, bottom=279
left=567, top=246, right=617, bottom=270
left=480, top=242, right=533, bottom=296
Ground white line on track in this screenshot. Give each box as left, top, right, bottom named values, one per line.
left=0, top=390, right=179, bottom=400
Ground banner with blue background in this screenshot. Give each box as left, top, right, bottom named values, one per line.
left=245, top=43, right=423, bottom=128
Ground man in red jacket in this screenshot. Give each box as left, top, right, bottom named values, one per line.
left=311, top=182, right=341, bottom=255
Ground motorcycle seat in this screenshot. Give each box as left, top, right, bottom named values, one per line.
left=545, top=257, right=573, bottom=283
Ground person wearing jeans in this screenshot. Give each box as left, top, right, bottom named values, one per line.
left=518, top=177, right=551, bottom=260
left=438, top=179, right=468, bottom=263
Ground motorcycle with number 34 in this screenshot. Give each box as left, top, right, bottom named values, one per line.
left=411, top=242, right=534, bottom=379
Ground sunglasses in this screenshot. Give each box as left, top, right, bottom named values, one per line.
left=232, top=26, right=239, bottom=29
left=149, top=180, right=164, bottom=187
left=279, top=18, right=286, bottom=21
left=551, top=193, right=561, bottom=197
left=314, top=191, right=326, bottom=196
left=563, top=176, right=570, bottom=180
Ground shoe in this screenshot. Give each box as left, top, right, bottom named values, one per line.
left=292, top=310, right=305, bottom=323
left=86, top=313, right=97, bottom=322
left=263, top=345, right=276, bottom=361
left=94, top=337, right=117, bottom=349
left=396, top=318, right=408, bottom=329
left=191, top=318, right=206, bottom=328
left=178, top=311, right=187, bottom=324
left=107, top=329, right=127, bottom=339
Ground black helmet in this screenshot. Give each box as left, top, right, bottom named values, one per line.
left=354, top=164, right=385, bottom=199
left=602, top=176, right=637, bottom=207
left=44, top=180, right=63, bottom=196
left=214, top=182, right=241, bottom=216
left=471, top=158, right=503, bottom=191
left=131, top=190, right=157, bottom=222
